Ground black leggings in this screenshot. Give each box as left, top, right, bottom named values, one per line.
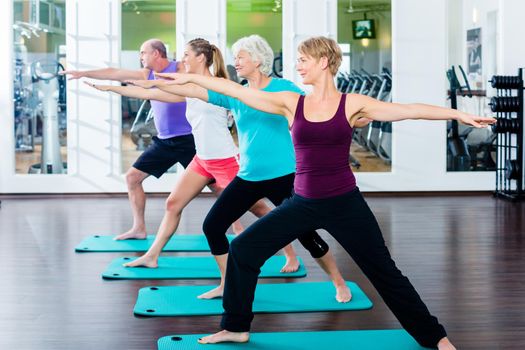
left=202, top=173, right=329, bottom=258
left=221, top=188, right=447, bottom=349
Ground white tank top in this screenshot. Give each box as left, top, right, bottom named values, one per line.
left=185, top=98, right=238, bottom=160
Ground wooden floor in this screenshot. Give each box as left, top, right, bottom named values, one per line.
left=0, top=193, right=523, bottom=350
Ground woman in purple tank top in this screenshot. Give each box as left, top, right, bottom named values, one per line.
left=168, top=37, right=495, bottom=349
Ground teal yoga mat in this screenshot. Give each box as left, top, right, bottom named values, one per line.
left=102, top=256, right=307, bottom=279
left=157, top=330, right=431, bottom=350
left=75, top=234, right=234, bottom=252
left=134, top=281, right=372, bottom=316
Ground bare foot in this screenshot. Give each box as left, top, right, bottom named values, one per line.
left=280, top=256, right=300, bottom=273
left=197, top=285, right=223, bottom=299
left=232, top=221, right=244, bottom=235
left=123, top=254, right=158, bottom=268
left=335, top=283, right=352, bottom=303
left=437, top=337, right=456, bottom=350
left=114, top=229, right=147, bottom=240
left=198, top=330, right=249, bottom=344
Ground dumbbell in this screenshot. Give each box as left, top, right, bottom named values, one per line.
left=505, top=159, right=521, bottom=180
left=489, top=96, right=521, bottom=113
left=489, top=75, right=522, bottom=89
left=492, top=118, right=520, bottom=133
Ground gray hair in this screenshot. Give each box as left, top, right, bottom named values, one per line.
left=144, top=39, right=167, bottom=58
left=231, top=35, right=273, bottom=76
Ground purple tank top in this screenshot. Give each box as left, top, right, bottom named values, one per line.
left=148, top=61, right=191, bottom=139
left=291, top=94, right=356, bottom=199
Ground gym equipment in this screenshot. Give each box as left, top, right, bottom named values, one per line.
left=133, top=281, right=372, bottom=316
left=13, top=19, right=68, bottom=171
left=446, top=65, right=473, bottom=171
left=13, top=55, right=38, bottom=152
left=492, top=118, right=520, bottom=134
left=226, top=64, right=239, bottom=83
left=102, top=255, right=306, bottom=279
left=272, top=51, right=283, bottom=78
left=489, top=75, right=522, bottom=89
left=445, top=65, right=496, bottom=171
left=491, top=69, right=525, bottom=201
left=157, top=329, right=429, bottom=350
left=28, top=60, right=67, bottom=174
left=13, top=22, right=40, bottom=153
left=75, top=234, right=235, bottom=252
left=489, top=96, right=521, bottom=113
left=339, top=67, right=393, bottom=165
left=129, top=99, right=157, bottom=151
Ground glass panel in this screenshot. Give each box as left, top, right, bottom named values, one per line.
left=226, top=0, right=283, bottom=78
left=446, top=0, right=497, bottom=172
left=337, top=0, right=392, bottom=172
left=120, top=0, right=176, bottom=173
left=13, top=0, right=67, bottom=174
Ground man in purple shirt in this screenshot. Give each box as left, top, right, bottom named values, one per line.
left=62, top=39, right=195, bottom=239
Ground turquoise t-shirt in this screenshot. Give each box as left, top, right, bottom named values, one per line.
left=208, top=78, right=303, bottom=181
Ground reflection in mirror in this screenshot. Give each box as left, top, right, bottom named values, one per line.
left=120, top=0, right=177, bottom=173
left=446, top=0, right=497, bottom=172
left=337, top=0, right=392, bottom=172
left=13, top=0, right=67, bottom=174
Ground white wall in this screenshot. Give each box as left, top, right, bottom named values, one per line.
left=461, top=0, right=500, bottom=89
left=176, top=0, right=226, bottom=60
left=448, top=0, right=498, bottom=126
left=282, top=0, right=337, bottom=90
left=447, top=0, right=463, bottom=68
left=499, top=0, right=525, bottom=74
left=0, top=0, right=15, bottom=192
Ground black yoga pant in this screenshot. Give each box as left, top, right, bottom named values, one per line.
left=221, top=188, right=447, bottom=349
left=202, top=173, right=329, bottom=258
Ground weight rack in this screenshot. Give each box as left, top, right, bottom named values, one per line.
left=489, top=69, right=524, bottom=201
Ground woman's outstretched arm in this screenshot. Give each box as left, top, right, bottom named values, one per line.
left=126, top=78, right=209, bottom=101
left=83, top=81, right=185, bottom=103
left=157, top=72, right=299, bottom=123
left=347, top=93, right=496, bottom=128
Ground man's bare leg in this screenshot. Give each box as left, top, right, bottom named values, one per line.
left=198, top=330, right=249, bottom=344
left=197, top=253, right=228, bottom=299
left=124, top=169, right=212, bottom=267
left=315, top=251, right=352, bottom=303
left=248, top=200, right=300, bottom=273
left=115, top=167, right=149, bottom=240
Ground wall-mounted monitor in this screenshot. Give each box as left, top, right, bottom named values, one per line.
left=352, top=19, right=376, bottom=39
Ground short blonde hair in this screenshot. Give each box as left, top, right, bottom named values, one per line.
left=298, top=36, right=342, bottom=75
left=232, top=35, right=274, bottom=76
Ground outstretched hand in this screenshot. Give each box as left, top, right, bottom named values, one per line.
left=154, top=72, right=192, bottom=85
left=83, top=80, right=111, bottom=91
left=125, top=79, right=159, bottom=89
left=457, top=112, right=496, bottom=128
left=60, top=70, right=84, bottom=80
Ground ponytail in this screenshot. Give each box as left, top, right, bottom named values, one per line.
left=187, top=38, right=229, bottom=79
left=211, top=45, right=229, bottom=79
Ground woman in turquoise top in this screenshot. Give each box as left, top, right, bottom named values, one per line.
left=129, top=35, right=353, bottom=301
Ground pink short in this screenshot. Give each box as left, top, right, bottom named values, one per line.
left=188, top=155, right=239, bottom=189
